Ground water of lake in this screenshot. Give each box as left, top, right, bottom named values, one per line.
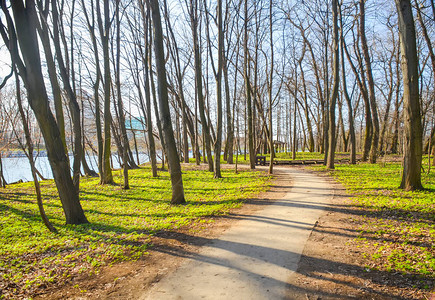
left=1, top=153, right=150, bottom=183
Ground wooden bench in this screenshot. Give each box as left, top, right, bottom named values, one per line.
left=256, top=155, right=266, bottom=166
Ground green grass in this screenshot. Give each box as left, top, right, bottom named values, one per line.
left=314, top=158, right=435, bottom=282
left=0, top=165, right=270, bottom=298
left=234, top=151, right=347, bottom=162
left=189, top=152, right=330, bottom=165
left=189, top=154, right=252, bottom=164
left=269, top=151, right=326, bottom=160
left=189, top=152, right=328, bottom=165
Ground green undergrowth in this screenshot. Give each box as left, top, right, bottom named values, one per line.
left=270, top=151, right=326, bottom=160
left=314, top=158, right=434, bottom=286
left=0, top=165, right=270, bottom=298
left=236, top=151, right=346, bottom=162
left=189, top=152, right=329, bottom=165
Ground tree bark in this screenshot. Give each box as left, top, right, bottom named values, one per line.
left=80, top=0, right=104, bottom=178
left=339, top=5, right=356, bottom=164
left=414, top=0, right=435, bottom=91
left=149, top=0, right=185, bottom=204
left=395, top=0, right=423, bottom=190
left=137, top=0, right=158, bottom=177
left=343, top=27, right=372, bottom=161
left=190, top=0, right=213, bottom=172
left=360, top=0, right=380, bottom=163
left=97, top=0, right=114, bottom=184
left=268, top=0, right=275, bottom=174
left=35, top=4, right=67, bottom=156
left=213, top=0, right=224, bottom=178
left=327, top=0, right=339, bottom=169
left=51, top=0, right=82, bottom=191
left=114, top=0, right=129, bottom=189
left=244, top=0, right=255, bottom=169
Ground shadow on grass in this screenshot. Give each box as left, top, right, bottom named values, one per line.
left=151, top=230, right=432, bottom=299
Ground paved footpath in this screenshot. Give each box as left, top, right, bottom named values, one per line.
left=141, top=167, right=332, bottom=300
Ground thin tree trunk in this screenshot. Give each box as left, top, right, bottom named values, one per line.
left=244, top=0, right=255, bottom=169
left=213, top=0, right=224, bottom=178
left=114, top=0, right=129, bottom=189
left=80, top=0, right=104, bottom=178
left=327, top=0, right=339, bottom=169
left=339, top=6, right=356, bottom=164
left=223, top=51, right=233, bottom=164
left=343, top=28, right=372, bottom=161
left=360, top=0, right=380, bottom=163
left=51, top=0, right=82, bottom=190
left=96, top=0, right=113, bottom=184
left=35, top=6, right=67, bottom=156
left=15, top=70, right=57, bottom=233
left=190, top=0, right=213, bottom=172
left=149, top=0, right=185, bottom=204
left=268, top=0, right=275, bottom=174
left=137, top=1, right=158, bottom=177
left=299, top=58, right=315, bottom=152
left=147, top=18, right=166, bottom=171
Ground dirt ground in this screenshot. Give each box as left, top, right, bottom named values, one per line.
left=285, top=168, right=434, bottom=300
left=36, top=166, right=434, bottom=300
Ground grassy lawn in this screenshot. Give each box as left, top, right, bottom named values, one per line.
left=197, top=152, right=327, bottom=165
left=232, top=151, right=347, bottom=162
left=314, top=158, right=435, bottom=284
left=189, top=151, right=343, bottom=165
left=0, top=165, right=270, bottom=298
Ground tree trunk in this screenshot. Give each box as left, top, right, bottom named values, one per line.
left=80, top=0, right=104, bottom=178
left=149, top=0, right=185, bottom=204
left=190, top=0, right=213, bottom=172
left=339, top=6, right=356, bottom=164
left=15, top=70, right=57, bottom=233
left=0, top=155, right=5, bottom=188
left=223, top=53, right=233, bottom=164
left=114, top=0, right=129, bottom=189
left=213, top=0, right=224, bottom=178
left=268, top=0, right=275, bottom=175
left=395, top=0, right=423, bottom=190
left=299, top=60, right=315, bottom=152
left=136, top=2, right=158, bottom=177
left=244, top=0, right=255, bottom=169
left=96, top=0, right=113, bottom=184
left=2, top=0, right=88, bottom=224
left=146, top=18, right=167, bottom=171
left=343, top=29, right=371, bottom=161
left=327, top=0, right=339, bottom=169
left=414, top=0, right=435, bottom=91
left=35, top=6, right=67, bottom=156
left=360, top=0, right=380, bottom=163
left=51, top=0, right=82, bottom=191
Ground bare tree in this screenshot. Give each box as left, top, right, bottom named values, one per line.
left=0, top=0, right=88, bottom=224
left=244, top=0, right=255, bottom=169
left=339, top=2, right=356, bottom=164
left=50, top=0, right=83, bottom=190
left=14, top=70, right=57, bottom=232
left=360, top=0, right=380, bottom=163
left=97, top=0, right=114, bottom=184
left=327, top=0, right=339, bottom=169
left=81, top=0, right=104, bottom=178
left=149, top=0, right=185, bottom=204
left=114, top=0, right=129, bottom=189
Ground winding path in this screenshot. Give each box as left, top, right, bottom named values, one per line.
left=141, top=167, right=333, bottom=300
